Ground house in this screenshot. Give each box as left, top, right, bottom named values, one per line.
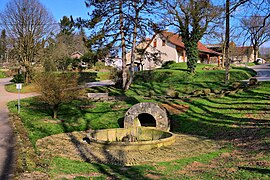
left=205, top=44, right=223, bottom=54
left=229, top=42, right=255, bottom=63
left=105, top=56, right=122, bottom=69
left=206, top=42, right=255, bottom=64
left=127, top=31, right=222, bottom=70
left=71, top=51, right=83, bottom=59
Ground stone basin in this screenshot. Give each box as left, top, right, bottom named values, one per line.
left=87, top=127, right=176, bottom=151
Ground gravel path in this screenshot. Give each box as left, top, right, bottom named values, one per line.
left=0, top=78, right=37, bottom=179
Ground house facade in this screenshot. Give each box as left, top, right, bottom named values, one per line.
left=229, top=43, right=255, bottom=63
left=105, top=56, right=122, bottom=69
left=71, top=51, right=83, bottom=59
left=206, top=42, right=255, bottom=64
left=128, top=31, right=221, bottom=70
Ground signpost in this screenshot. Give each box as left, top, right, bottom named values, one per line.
left=16, top=83, right=22, bottom=114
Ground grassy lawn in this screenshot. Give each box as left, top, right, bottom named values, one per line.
left=0, top=69, right=7, bottom=78
left=5, top=71, right=111, bottom=93
left=5, top=83, right=37, bottom=93
left=8, top=63, right=270, bottom=179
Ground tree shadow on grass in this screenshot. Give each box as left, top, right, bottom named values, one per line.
left=238, top=167, right=270, bottom=174
left=77, top=72, right=98, bottom=85
left=162, top=90, right=270, bottom=156
left=59, top=122, right=162, bottom=179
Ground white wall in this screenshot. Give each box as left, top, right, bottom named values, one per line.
left=143, top=34, right=178, bottom=70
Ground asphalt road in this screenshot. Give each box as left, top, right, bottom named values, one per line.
left=248, top=64, right=270, bottom=81
left=0, top=78, right=37, bottom=179
left=85, top=80, right=115, bottom=87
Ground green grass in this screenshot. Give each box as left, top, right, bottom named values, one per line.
left=48, top=149, right=227, bottom=179
left=5, top=83, right=37, bottom=93
left=8, top=62, right=270, bottom=179
left=0, top=69, right=7, bottom=78
left=124, top=63, right=255, bottom=98
left=8, top=99, right=134, bottom=146
left=5, top=71, right=112, bottom=93
left=97, top=71, right=111, bottom=81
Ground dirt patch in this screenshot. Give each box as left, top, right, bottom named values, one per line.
left=54, top=173, right=102, bottom=180
left=161, top=104, right=189, bottom=115
left=177, top=139, right=270, bottom=178
left=18, top=171, right=49, bottom=180
left=43, top=119, right=62, bottom=124
left=244, top=112, right=270, bottom=122
left=144, top=173, right=163, bottom=179
left=111, top=104, right=129, bottom=110
left=36, top=132, right=219, bottom=166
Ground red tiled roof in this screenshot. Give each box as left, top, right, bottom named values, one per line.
left=162, top=31, right=185, bottom=48
left=161, top=31, right=222, bottom=55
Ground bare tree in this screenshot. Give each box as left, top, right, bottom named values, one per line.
left=241, top=15, right=270, bottom=62
left=0, top=0, right=56, bottom=83
left=83, top=0, right=162, bottom=90
left=124, top=0, right=162, bottom=90
left=164, top=0, right=222, bottom=73
left=260, top=46, right=270, bottom=61
left=224, top=0, right=269, bottom=83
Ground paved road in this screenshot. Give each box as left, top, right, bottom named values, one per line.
left=248, top=64, right=270, bottom=81
left=85, top=80, right=115, bottom=88
left=0, top=78, right=37, bottom=179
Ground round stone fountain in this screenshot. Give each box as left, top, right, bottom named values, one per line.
left=88, top=127, right=175, bottom=151
left=88, top=102, right=175, bottom=151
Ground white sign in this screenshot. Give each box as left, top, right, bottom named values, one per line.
left=16, top=83, right=22, bottom=90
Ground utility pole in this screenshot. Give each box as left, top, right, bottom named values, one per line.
left=225, top=0, right=230, bottom=84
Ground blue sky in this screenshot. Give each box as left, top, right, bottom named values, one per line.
left=0, top=0, right=269, bottom=48
left=0, top=0, right=90, bottom=21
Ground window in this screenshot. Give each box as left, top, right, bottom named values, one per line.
left=162, top=39, right=166, bottom=46
left=153, top=39, right=157, bottom=47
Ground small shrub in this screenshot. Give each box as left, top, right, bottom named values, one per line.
left=109, top=68, right=123, bottom=88
left=148, top=90, right=155, bottom=97
left=94, top=61, right=106, bottom=71
left=11, top=73, right=24, bottom=83
left=35, top=72, right=83, bottom=118
left=162, top=60, right=176, bottom=68
left=166, top=86, right=179, bottom=98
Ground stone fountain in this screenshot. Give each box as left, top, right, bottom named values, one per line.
left=88, top=102, right=175, bottom=151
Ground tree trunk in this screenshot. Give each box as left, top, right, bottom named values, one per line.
left=52, top=104, right=59, bottom=119
left=222, top=43, right=225, bottom=67
left=185, top=40, right=199, bottom=74
left=24, top=70, right=30, bottom=84
left=225, top=0, right=230, bottom=84
left=124, top=3, right=139, bottom=91
left=22, top=60, right=32, bottom=84
left=253, top=45, right=258, bottom=63
left=119, top=0, right=128, bottom=90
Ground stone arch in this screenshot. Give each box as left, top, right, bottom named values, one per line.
left=124, top=102, right=170, bottom=131
left=138, top=113, right=156, bottom=127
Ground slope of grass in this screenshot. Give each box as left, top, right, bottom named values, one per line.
left=130, top=63, right=255, bottom=96
left=8, top=63, right=270, bottom=179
